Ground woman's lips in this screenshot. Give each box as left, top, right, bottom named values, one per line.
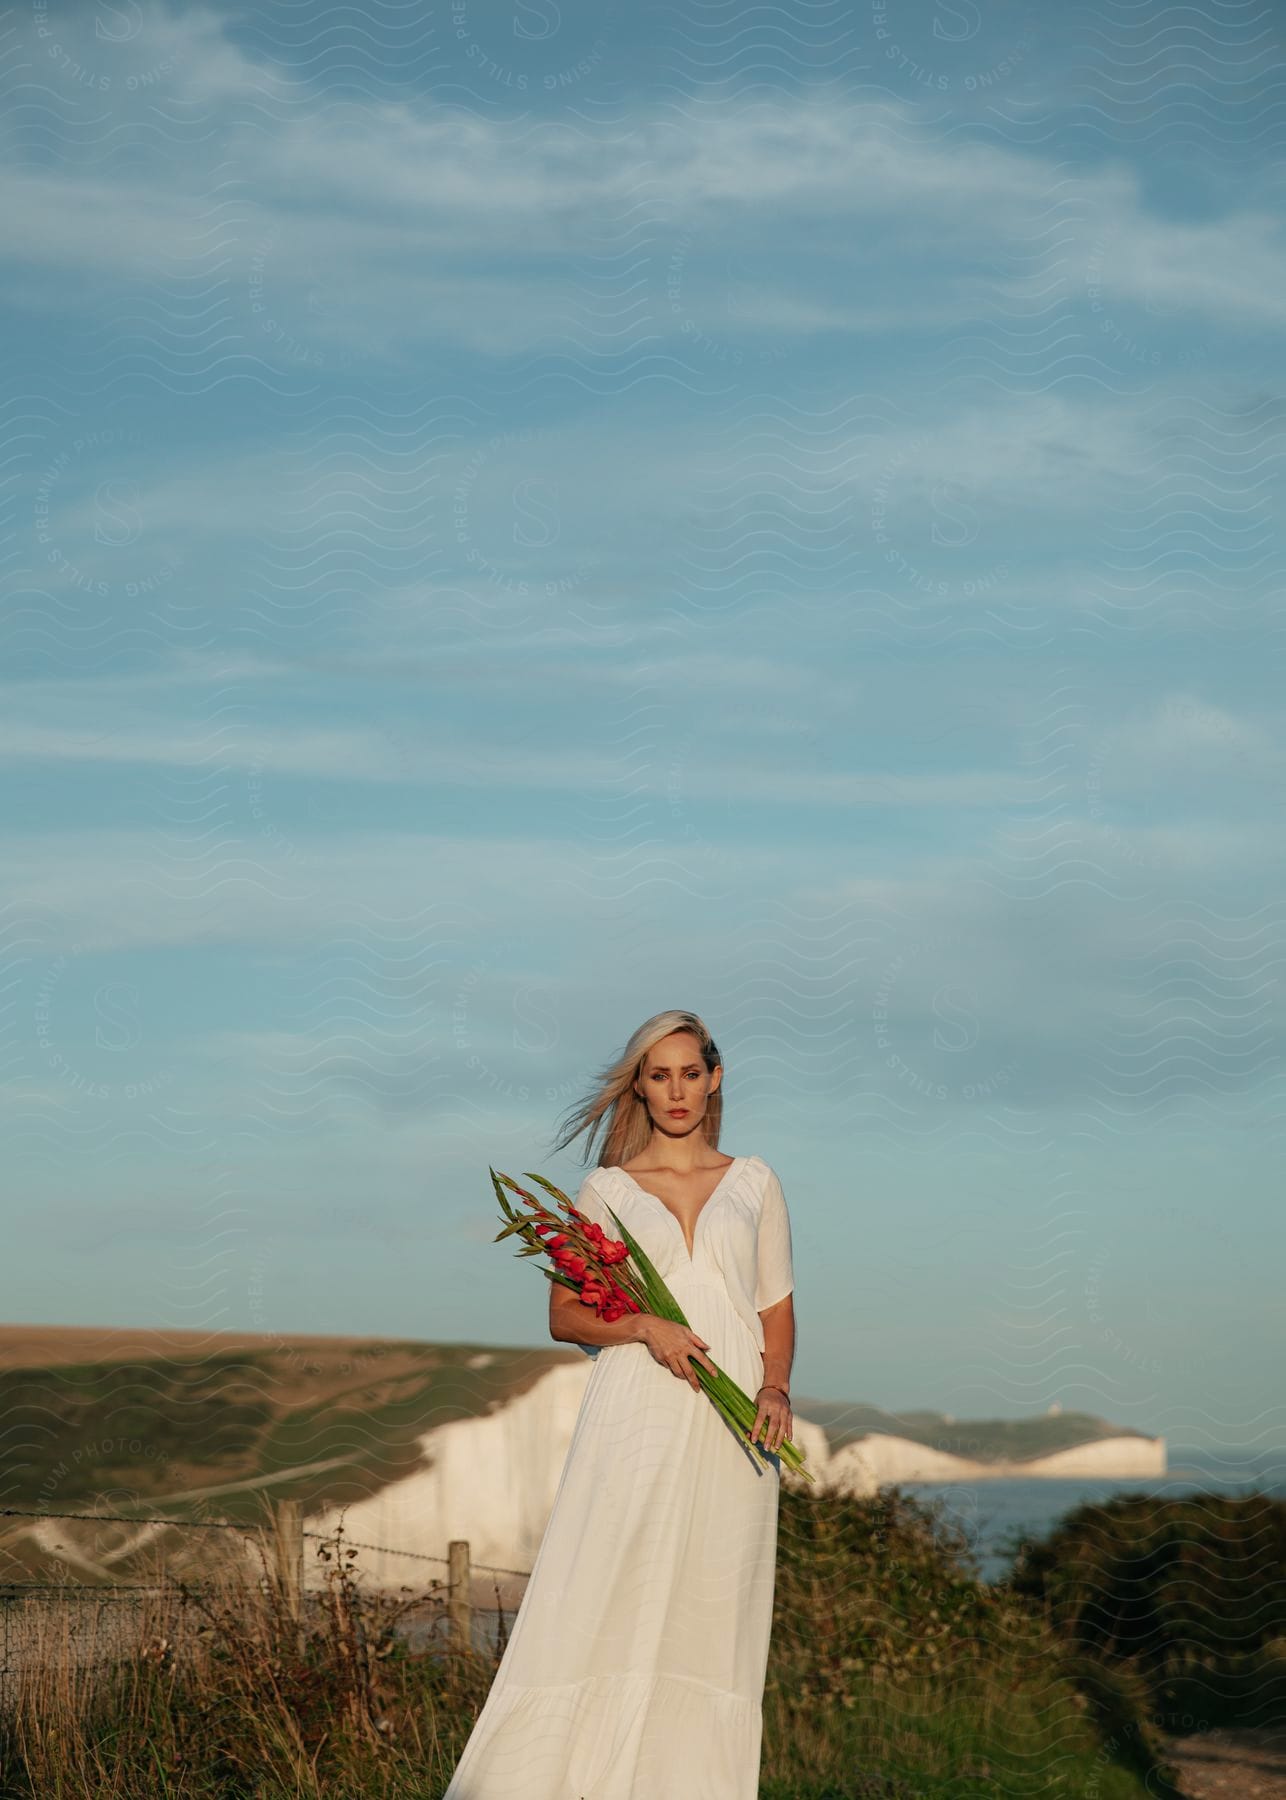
left=668, top=1109, right=688, bottom=1116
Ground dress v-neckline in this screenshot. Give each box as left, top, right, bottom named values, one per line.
left=613, top=1155, right=743, bottom=1262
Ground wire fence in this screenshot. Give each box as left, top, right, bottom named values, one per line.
left=0, top=1502, right=533, bottom=1699
left=0, top=1506, right=534, bottom=1577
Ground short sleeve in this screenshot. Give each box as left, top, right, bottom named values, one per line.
left=573, top=1171, right=614, bottom=1234
left=754, top=1164, right=795, bottom=1312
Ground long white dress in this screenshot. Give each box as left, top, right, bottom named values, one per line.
left=442, top=1152, right=796, bottom=1800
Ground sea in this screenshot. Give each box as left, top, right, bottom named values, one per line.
left=898, top=1449, right=1286, bottom=1583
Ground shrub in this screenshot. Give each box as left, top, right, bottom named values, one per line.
left=761, top=1485, right=1178, bottom=1797
left=1008, top=1490, right=1286, bottom=1731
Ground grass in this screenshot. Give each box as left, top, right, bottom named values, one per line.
left=0, top=1485, right=1191, bottom=1799
left=0, top=1336, right=575, bottom=1583
left=0, top=1507, right=488, bottom=1798
left=758, top=1486, right=1180, bottom=1799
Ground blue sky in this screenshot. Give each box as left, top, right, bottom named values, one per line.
left=3, top=1, right=1284, bottom=1457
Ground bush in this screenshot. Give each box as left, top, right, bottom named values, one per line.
left=761, top=1485, right=1179, bottom=1797
left=1007, top=1490, right=1286, bottom=1730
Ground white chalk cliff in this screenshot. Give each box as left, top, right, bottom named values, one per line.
left=305, top=1357, right=1167, bottom=1591
left=824, top=1428, right=1166, bottom=1492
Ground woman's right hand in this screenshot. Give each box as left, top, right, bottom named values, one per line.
left=637, top=1316, right=718, bottom=1390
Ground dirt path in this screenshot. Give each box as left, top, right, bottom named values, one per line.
left=1163, top=1726, right=1286, bottom=1799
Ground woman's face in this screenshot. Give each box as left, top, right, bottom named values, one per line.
left=635, top=1029, right=722, bottom=1137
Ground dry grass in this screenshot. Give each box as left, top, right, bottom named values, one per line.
left=0, top=1505, right=496, bottom=1799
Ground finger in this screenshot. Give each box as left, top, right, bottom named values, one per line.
left=758, top=1408, right=783, bottom=1451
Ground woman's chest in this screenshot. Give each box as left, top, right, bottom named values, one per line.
left=604, top=1174, right=761, bottom=1290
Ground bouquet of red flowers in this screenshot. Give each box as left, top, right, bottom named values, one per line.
left=491, top=1166, right=814, bottom=1483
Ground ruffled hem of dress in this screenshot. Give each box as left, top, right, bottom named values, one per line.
left=442, top=1667, right=762, bottom=1800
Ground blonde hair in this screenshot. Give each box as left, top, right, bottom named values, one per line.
left=551, top=1009, right=724, bottom=1169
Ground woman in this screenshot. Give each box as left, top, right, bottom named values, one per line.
left=443, top=1009, right=796, bottom=1800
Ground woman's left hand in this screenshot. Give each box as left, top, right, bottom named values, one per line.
left=750, top=1385, right=792, bottom=1454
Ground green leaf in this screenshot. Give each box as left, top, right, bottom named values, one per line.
left=525, top=1171, right=573, bottom=1210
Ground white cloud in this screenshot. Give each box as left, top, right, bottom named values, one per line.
left=0, top=691, right=1021, bottom=807
left=0, top=827, right=782, bottom=952
left=1088, top=206, right=1286, bottom=328
left=1105, top=695, right=1280, bottom=780
left=5, top=11, right=1284, bottom=354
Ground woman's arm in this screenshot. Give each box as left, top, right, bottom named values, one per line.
left=549, top=1282, right=649, bottom=1347
left=758, top=1293, right=795, bottom=1396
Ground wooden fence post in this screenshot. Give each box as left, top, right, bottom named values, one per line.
left=448, top=1539, right=471, bottom=1652
left=273, top=1499, right=303, bottom=1642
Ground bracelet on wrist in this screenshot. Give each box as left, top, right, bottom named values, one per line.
left=758, top=1383, right=790, bottom=1402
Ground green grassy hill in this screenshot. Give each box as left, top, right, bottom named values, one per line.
left=0, top=1327, right=1158, bottom=1586
left=0, top=1326, right=569, bottom=1583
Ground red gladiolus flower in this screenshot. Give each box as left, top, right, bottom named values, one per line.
left=490, top=1162, right=814, bottom=1484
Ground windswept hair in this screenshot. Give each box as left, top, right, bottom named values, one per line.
left=550, top=1009, right=723, bottom=1169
